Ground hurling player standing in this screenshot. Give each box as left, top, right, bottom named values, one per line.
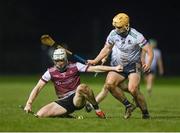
left=88, top=13, right=153, bottom=119
left=24, top=48, right=123, bottom=118
left=144, top=39, right=164, bottom=96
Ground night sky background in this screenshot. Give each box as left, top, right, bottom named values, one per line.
left=0, top=0, right=180, bottom=75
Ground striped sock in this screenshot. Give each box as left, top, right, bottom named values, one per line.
left=122, top=99, right=132, bottom=108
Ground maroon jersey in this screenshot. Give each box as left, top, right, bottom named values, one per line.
left=41, top=62, right=89, bottom=99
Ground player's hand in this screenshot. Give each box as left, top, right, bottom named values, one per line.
left=142, top=64, right=150, bottom=73
left=24, top=103, right=32, bottom=113
left=87, top=60, right=98, bottom=65
left=114, top=65, right=123, bottom=72
left=101, top=58, right=107, bottom=64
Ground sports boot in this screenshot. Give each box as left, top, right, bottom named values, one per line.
left=124, top=104, right=136, bottom=119
left=142, top=113, right=150, bottom=119
left=84, top=103, right=93, bottom=112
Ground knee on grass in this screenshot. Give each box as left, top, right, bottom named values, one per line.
left=36, top=111, right=45, bottom=118
left=36, top=110, right=51, bottom=118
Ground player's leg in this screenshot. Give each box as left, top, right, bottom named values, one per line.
left=105, top=71, right=136, bottom=119
left=118, top=81, right=129, bottom=92
left=118, top=79, right=142, bottom=109
left=128, top=73, right=150, bottom=119
left=146, top=73, right=155, bottom=96
left=36, top=102, right=67, bottom=117
left=74, top=83, right=106, bottom=118
left=96, top=80, right=128, bottom=103
left=105, top=71, right=126, bottom=101
left=85, top=76, right=135, bottom=119
left=96, top=84, right=109, bottom=103
left=84, top=84, right=119, bottom=113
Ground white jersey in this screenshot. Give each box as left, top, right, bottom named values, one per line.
left=146, top=48, right=161, bottom=70
left=106, top=28, right=148, bottom=66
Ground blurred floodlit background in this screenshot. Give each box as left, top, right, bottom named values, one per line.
left=0, top=0, right=179, bottom=75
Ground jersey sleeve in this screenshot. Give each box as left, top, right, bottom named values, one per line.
left=137, top=33, right=148, bottom=48
left=105, top=30, right=115, bottom=45
left=76, top=62, right=89, bottom=72
left=41, top=70, right=51, bottom=82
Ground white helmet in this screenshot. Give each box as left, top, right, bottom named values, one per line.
left=52, top=48, right=67, bottom=61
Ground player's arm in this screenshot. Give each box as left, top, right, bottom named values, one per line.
left=24, top=79, right=46, bottom=113
left=101, top=55, right=109, bottom=64
left=141, top=49, right=146, bottom=66
left=157, top=54, right=164, bottom=75
left=142, top=43, right=154, bottom=72
left=87, top=43, right=113, bottom=65
left=86, top=64, right=123, bottom=73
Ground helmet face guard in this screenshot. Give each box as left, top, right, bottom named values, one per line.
left=52, top=48, right=68, bottom=72
left=53, top=48, right=67, bottom=61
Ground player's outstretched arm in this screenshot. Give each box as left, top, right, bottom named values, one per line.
left=87, top=64, right=123, bottom=73
left=142, top=44, right=154, bottom=72
left=24, top=79, right=46, bottom=113
left=87, top=44, right=113, bottom=65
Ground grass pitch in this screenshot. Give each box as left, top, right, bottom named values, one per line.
left=0, top=74, right=180, bottom=132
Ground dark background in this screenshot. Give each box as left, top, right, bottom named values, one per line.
left=0, top=0, right=179, bottom=75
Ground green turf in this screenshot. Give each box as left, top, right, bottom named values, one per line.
left=0, top=74, right=180, bottom=132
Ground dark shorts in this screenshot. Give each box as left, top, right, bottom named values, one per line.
left=119, top=63, right=142, bottom=78
left=144, top=68, right=156, bottom=75
left=55, top=93, right=83, bottom=114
